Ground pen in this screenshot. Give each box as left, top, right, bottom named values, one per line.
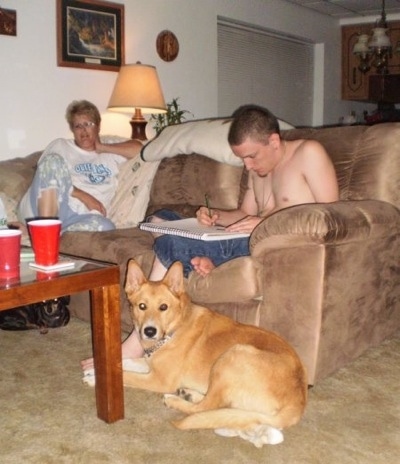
left=204, top=194, right=212, bottom=218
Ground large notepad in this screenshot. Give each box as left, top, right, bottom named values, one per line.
left=139, top=218, right=250, bottom=241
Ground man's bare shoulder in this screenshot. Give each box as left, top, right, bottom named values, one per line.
left=263, top=137, right=338, bottom=208
left=289, top=138, right=332, bottom=166
left=291, top=138, right=328, bottom=156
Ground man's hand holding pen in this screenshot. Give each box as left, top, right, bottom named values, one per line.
left=196, top=195, right=220, bottom=226
left=197, top=208, right=261, bottom=233
left=197, top=205, right=220, bottom=226
left=197, top=194, right=261, bottom=232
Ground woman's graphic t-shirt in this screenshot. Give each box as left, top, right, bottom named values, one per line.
left=40, top=138, right=125, bottom=215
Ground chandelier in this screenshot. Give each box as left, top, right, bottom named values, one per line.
left=352, top=0, right=392, bottom=75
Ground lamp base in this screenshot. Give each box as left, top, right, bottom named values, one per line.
left=130, top=120, right=147, bottom=141
left=129, top=108, right=148, bottom=141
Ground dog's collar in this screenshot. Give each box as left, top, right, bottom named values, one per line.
left=143, top=334, right=172, bottom=358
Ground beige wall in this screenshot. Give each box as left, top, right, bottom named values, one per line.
left=0, top=0, right=375, bottom=160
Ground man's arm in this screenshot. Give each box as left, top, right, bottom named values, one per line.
left=197, top=176, right=259, bottom=228
left=95, top=139, right=143, bottom=159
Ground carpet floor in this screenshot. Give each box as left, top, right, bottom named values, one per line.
left=0, top=318, right=399, bottom=464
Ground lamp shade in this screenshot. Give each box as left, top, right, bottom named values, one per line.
left=369, top=27, right=391, bottom=49
left=353, top=34, right=370, bottom=54
left=108, top=63, right=166, bottom=114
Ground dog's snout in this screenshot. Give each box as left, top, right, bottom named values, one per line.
left=144, top=326, right=157, bottom=338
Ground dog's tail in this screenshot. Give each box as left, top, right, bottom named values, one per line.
left=172, top=408, right=282, bottom=431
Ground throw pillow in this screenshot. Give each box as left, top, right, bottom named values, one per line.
left=108, top=154, right=160, bottom=228
left=101, top=135, right=160, bottom=229
left=141, top=117, right=295, bottom=167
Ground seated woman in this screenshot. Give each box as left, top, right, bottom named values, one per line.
left=18, top=99, right=141, bottom=233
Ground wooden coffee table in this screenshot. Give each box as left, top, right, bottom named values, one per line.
left=0, top=254, right=124, bottom=424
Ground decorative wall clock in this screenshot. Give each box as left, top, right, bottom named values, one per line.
left=156, top=30, right=179, bottom=62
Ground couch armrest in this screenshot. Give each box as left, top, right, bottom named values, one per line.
left=186, top=256, right=261, bottom=304
left=250, top=199, right=400, bottom=255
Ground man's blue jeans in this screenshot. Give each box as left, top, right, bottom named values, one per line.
left=150, top=209, right=250, bottom=277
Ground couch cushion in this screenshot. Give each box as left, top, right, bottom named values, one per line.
left=0, top=192, right=18, bottom=223
left=146, top=154, right=247, bottom=216
left=282, top=125, right=370, bottom=201
left=60, top=227, right=154, bottom=271
left=347, top=123, right=400, bottom=209
left=60, top=227, right=156, bottom=331
left=0, top=151, right=41, bottom=203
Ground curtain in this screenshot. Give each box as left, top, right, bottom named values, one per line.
left=218, top=20, right=315, bottom=126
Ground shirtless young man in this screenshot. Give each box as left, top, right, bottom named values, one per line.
left=81, top=104, right=339, bottom=372
left=148, top=104, right=339, bottom=279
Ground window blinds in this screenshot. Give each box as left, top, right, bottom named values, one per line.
left=218, top=20, right=315, bottom=127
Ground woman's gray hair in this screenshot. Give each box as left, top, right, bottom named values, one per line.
left=65, top=100, right=101, bottom=129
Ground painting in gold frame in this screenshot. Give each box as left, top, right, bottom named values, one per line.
left=0, top=8, right=17, bottom=36
left=57, top=0, right=124, bottom=72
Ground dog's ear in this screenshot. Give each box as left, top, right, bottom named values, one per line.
left=162, top=261, right=185, bottom=294
left=125, top=259, right=147, bottom=294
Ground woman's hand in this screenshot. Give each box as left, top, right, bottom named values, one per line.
left=95, top=139, right=106, bottom=154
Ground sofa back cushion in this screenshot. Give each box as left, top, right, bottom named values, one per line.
left=0, top=151, right=41, bottom=221
left=347, top=123, right=400, bottom=207
left=282, top=122, right=400, bottom=209
left=147, top=122, right=400, bottom=216
left=146, top=154, right=247, bottom=217
left=0, top=151, right=41, bottom=202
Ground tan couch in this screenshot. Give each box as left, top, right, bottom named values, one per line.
left=2, top=122, right=400, bottom=385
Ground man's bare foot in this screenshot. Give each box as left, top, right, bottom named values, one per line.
left=80, top=330, right=144, bottom=372
left=190, top=256, right=216, bottom=277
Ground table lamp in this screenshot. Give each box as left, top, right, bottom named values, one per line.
left=107, top=62, right=167, bottom=140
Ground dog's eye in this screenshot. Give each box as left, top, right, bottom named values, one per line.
left=159, top=304, right=168, bottom=311
left=138, top=303, right=146, bottom=311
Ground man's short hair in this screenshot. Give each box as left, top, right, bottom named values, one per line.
left=228, top=104, right=280, bottom=146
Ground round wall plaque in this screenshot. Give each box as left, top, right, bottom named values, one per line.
left=156, top=30, right=179, bottom=62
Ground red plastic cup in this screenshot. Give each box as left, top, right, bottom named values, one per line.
left=28, top=219, right=62, bottom=266
left=0, top=229, right=22, bottom=279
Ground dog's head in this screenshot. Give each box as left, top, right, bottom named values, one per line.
left=125, top=260, right=190, bottom=346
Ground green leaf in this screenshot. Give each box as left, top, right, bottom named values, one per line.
left=149, top=98, right=193, bottom=135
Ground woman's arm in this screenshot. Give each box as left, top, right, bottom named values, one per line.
left=71, top=187, right=106, bottom=215
left=95, top=139, right=143, bottom=159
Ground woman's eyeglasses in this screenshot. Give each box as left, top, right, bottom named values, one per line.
left=73, top=121, right=96, bottom=130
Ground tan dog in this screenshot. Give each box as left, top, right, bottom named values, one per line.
left=123, top=259, right=307, bottom=447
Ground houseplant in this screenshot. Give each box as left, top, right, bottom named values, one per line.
left=150, top=97, right=192, bottom=135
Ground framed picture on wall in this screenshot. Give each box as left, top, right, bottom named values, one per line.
left=0, top=8, right=17, bottom=36
left=57, top=0, right=124, bottom=72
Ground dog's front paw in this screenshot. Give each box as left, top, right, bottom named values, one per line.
left=176, top=388, right=193, bottom=402
left=123, top=357, right=150, bottom=374
left=176, top=388, right=205, bottom=403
